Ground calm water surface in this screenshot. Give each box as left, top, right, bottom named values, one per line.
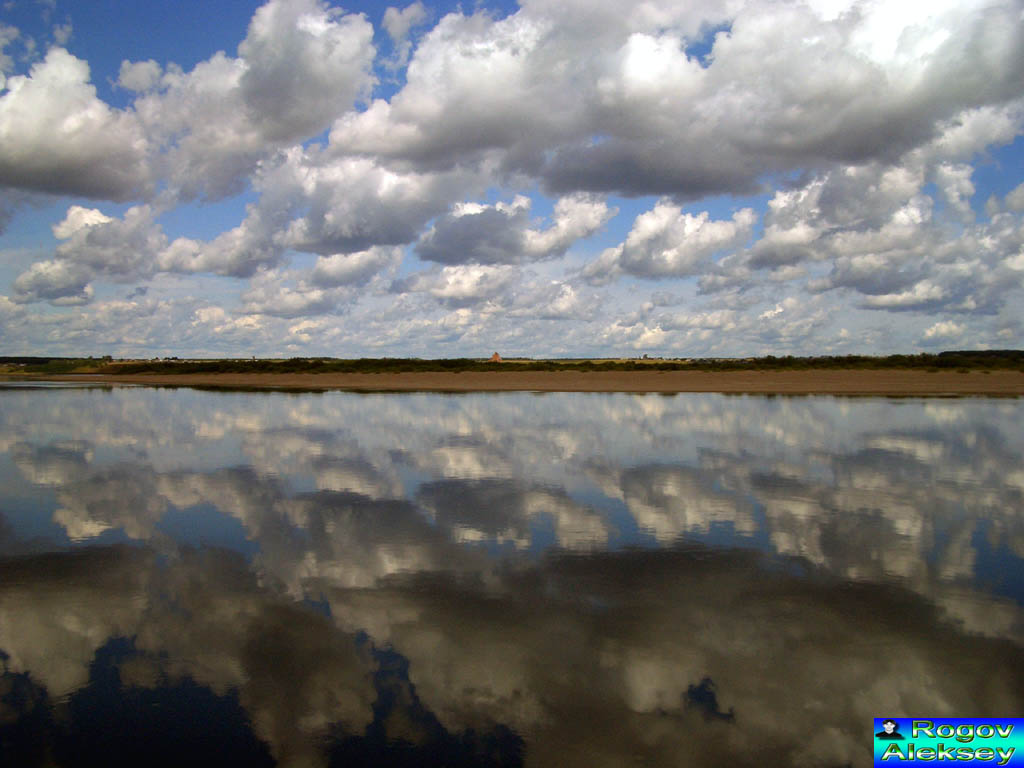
left=0, top=386, right=1022, bottom=767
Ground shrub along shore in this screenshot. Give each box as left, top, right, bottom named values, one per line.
left=3, top=349, right=1023, bottom=376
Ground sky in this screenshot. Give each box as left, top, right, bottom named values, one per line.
left=0, top=0, right=1022, bottom=359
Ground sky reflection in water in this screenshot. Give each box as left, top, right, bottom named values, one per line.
left=0, top=387, right=1022, bottom=767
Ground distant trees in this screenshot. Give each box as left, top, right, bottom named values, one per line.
left=77, top=350, right=1024, bottom=376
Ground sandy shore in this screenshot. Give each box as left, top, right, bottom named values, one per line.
left=18, top=369, right=1024, bottom=395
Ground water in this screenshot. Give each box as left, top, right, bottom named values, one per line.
left=0, top=386, right=1021, bottom=767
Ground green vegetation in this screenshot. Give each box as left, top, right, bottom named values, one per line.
left=2, top=350, right=1021, bottom=376
left=0, top=356, right=111, bottom=374
left=3, top=350, right=1019, bottom=375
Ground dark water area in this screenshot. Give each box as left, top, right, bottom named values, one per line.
left=0, top=386, right=1021, bottom=767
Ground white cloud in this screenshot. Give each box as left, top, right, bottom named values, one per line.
left=239, top=271, right=341, bottom=318
left=125, top=0, right=376, bottom=202
left=12, top=204, right=173, bottom=304
left=52, top=205, right=165, bottom=277
left=237, top=0, right=376, bottom=142
left=383, top=2, right=428, bottom=68
left=274, top=151, right=479, bottom=256
left=416, top=193, right=613, bottom=265
left=923, top=320, right=965, bottom=341
left=52, top=21, right=72, bottom=46
left=0, top=0, right=1022, bottom=355
left=584, top=202, right=756, bottom=282
left=310, top=246, right=402, bottom=287
left=525, top=194, right=616, bottom=256
left=287, top=317, right=333, bottom=343
left=1007, top=182, right=1024, bottom=212
left=397, top=264, right=520, bottom=307
left=51, top=205, right=112, bottom=238
left=189, top=304, right=268, bottom=342
left=158, top=205, right=284, bottom=277
left=230, top=247, right=403, bottom=320
left=934, top=163, right=976, bottom=222
left=927, top=103, right=1024, bottom=163
left=330, top=9, right=557, bottom=168
left=508, top=280, right=595, bottom=320
left=383, top=2, right=428, bottom=44
left=117, top=59, right=162, bottom=92
left=333, top=0, right=1024, bottom=201
left=0, top=48, right=150, bottom=199
left=862, top=281, right=948, bottom=310
left=0, top=23, right=20, bottom=81
left=0, top=294, right=23, bottom=319
left=12, top=260, right=93, bottom=304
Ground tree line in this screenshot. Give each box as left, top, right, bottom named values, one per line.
left=3, top=350, right=1022, bottom=375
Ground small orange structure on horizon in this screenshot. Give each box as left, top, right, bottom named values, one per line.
left=490, top=352, right=502, bottom=362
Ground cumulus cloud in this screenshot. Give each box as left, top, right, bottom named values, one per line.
left=12, top=259, right=93, bottom=304
left=0, top=2, right=373, bottom=206
left=661, top=308, right=739, bottom=332
left=1007, top=182, right=1024, bottom=212
left=151, top=173, right=407, bottom=290
left=52, top=204, right=165, bottom=277
left=158, top=207, right=284, bottom=277
left=272, top=151, right=479, bottom=256
left=584, top=202, right=756, bottom=283
left=236, top=264, right=392, bottom=318
left=507, top=279, right=594, bottom=320
left=416, top=193, right=613, bottom=265
left=0, top=23, right=19, bottom=81
left=0, top=0, right=1022, bottom=354
left=695, top=143, right=1024, bottom=323
left=383, top=2, right=428, bottom=44
left=330, top=9, right=565, bottom=170
left=130, top=54, right=254, bottom=201
left=861, top=280, right=949, bottom=311
left=711, top=162, right=939, bottom=289
left=0, top=48, right=150, bottom=199
left=0, top=294, right=24, bottom=324
left=395, top=264, right=520, bottom=307
left=332, top=0, right=1024, bottom=201
left=237, top=0, right=376, bottom=143
left=117, top=58, right=162, bottom=92
left=124, top=0, right=376, bottom=202
left=240, top=278, right=339, bottom=318
left=923, top=320, right=966, bottom=342
left=52, top=20, right=72, bottom=46
left=11, top=204, right=170, bottom=303
left=934, top=163, right=976, bottom=222
left=188, top=305, right=269, bottom=345
left=310, top=246, right=402, bottom=287
left=382, top=2, right=428, bottom=68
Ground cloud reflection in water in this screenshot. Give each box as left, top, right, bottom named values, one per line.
left=0, top=387, right=1021, bottom=766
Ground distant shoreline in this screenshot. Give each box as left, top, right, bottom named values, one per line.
left=11, top=369, right=1024, bottom=395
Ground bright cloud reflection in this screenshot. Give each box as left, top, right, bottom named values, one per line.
left=0, top=386, right=1021, bottom=766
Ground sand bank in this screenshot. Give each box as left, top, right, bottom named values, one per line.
left=24, top=369, right=1024, bottom=395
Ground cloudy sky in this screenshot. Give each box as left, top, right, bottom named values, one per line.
left=0, top=0, right=1022, bottom=358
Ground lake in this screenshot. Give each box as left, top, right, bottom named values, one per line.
left=1, top=385, right=1021, bottom=767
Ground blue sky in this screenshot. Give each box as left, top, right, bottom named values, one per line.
left=1, top=0, right=1023, bottom=358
